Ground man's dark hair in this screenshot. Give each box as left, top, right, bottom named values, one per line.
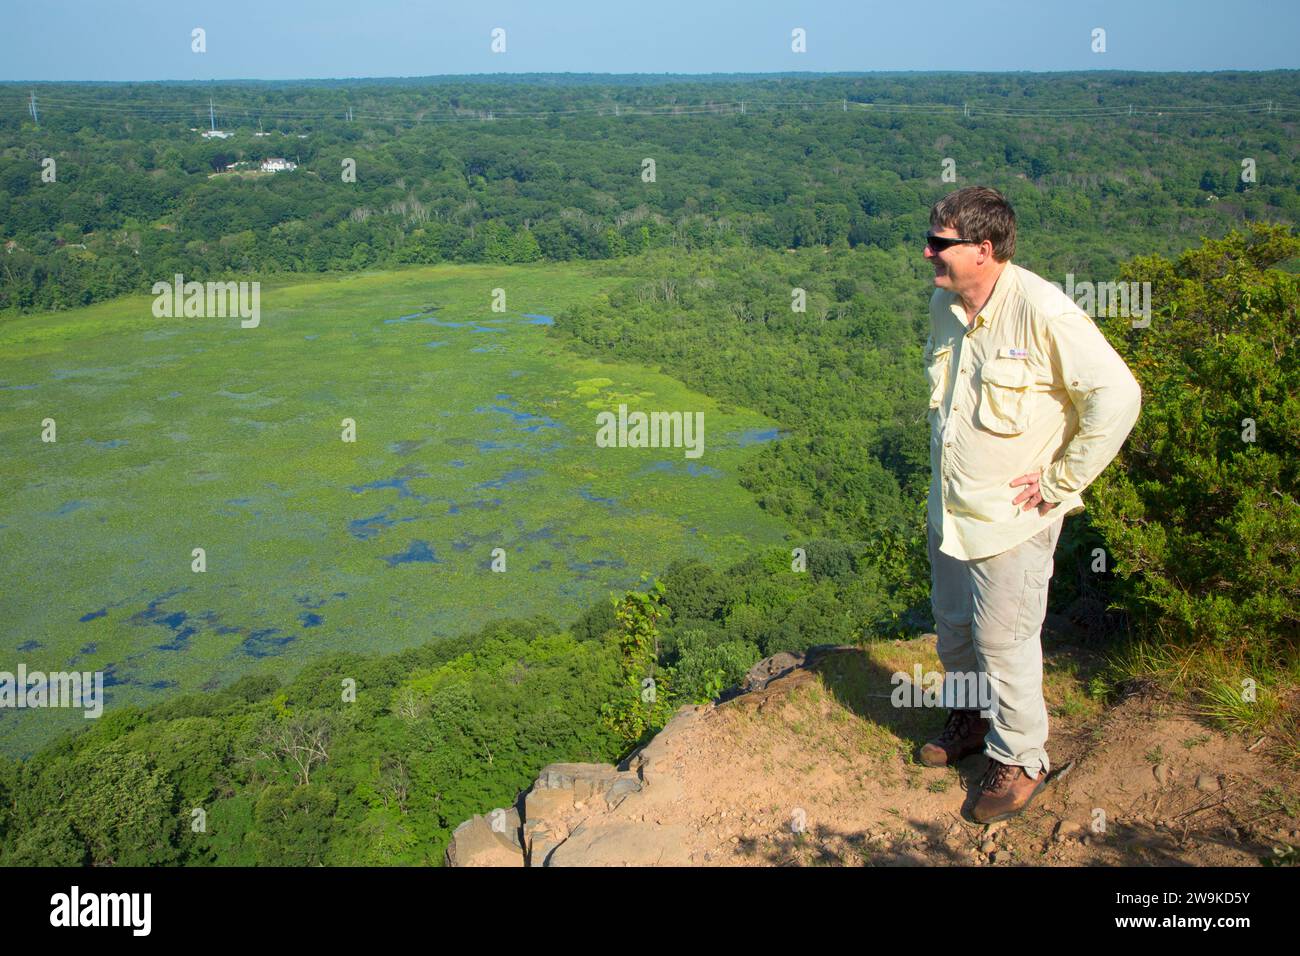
left=929, top=186, right=1016, bottom=262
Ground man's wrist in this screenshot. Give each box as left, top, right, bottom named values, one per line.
left=1037, top=466, right=1060, bottom=503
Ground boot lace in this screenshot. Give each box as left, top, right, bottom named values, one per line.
left=936, top=708, right=977, bottom=745
left=980, top=759, right=1018, bottom=793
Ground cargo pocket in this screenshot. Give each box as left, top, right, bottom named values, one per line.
left=978, top=356, right=1033, bottom=434
left=1014, top=568, right=1049, bottom=641
left=925, top=345, right=952, bottom=410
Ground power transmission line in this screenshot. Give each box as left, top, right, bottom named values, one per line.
left=19, top=91, right=1297, bottom=127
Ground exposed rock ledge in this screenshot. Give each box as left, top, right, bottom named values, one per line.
left=444, top=646, right=830, bottom=866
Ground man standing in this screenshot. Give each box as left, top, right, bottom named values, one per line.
left=919, top=186, right=1141, bottom=823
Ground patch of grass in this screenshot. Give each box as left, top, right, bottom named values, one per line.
left=1194, top=678, right=1280, bottom=737
left=1094, top=634, right=1300, bottom=768
left=1257, top=785, right=1300, bottom=822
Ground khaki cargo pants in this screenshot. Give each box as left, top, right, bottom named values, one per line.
left=927, top=515, right=1064, bottom=779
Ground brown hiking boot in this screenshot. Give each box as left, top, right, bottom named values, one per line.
left=919, top=708, right=989, bottom=767
left=971, top=759, right=1050, bottom=823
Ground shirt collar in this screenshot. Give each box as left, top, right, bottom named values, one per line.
left=950, top=262, right=1015, bottom=331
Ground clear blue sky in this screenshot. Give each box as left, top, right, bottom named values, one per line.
left=2, top=0, right=1296, bottom=81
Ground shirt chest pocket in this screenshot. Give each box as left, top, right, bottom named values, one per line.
left=925, top=345, right=953, bottom=410
left=978, top=356, right=1034, bottom=434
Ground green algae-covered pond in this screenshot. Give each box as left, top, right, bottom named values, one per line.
left=0, top=263, right=792, bottom=755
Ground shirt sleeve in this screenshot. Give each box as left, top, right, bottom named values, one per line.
left=1037, top=309, right=1143, bottom=503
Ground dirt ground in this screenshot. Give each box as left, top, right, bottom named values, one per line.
left=578, top=632, right=1300, bottom=866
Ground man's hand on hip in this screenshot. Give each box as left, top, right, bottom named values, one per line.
left=1010, top=470, right=1060, bottom=516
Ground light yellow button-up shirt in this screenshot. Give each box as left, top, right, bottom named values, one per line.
left=925, top=261, right=1142, bottom=560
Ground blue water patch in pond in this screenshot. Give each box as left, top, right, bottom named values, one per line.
left=389, top=439, right=428, bottom=455
left=522, top=313, right=554, bottom=325
left=474, top=439, right=523, bottom=451
left=299, top=612, right=323, bottom=628
left=728, top=427, right=786, bottom=446
left=475, top=404, right=529, bottom=421
left=157, top=390, right=182, bottom=400
left=17, top=640, right=43, bottom=652
left=53, top=500, right=89, bottom=516
left=304, top=334, right=319, bottom=340
left=350, top=475, right=429, bottom=502
left=79, top=608, right=107, bottom=623
left=471, top=325, right=507, bottom=333
left=127, top=589, right=210, bottom=651
left=426, top=340, right=449, bottom=348
left=153, top=612, right=198, bottom=651
left=474, top=404, right=562, bottom=431
left=383, top=540, right=441, bottom=566
left=578, top=487, right=618, bottom=506
left=348, top=507, right=418, bottom=541
left=495, top=393, right=511, bottom=401
left=296, top=592, right=347, bottom=609
left=449, top=459, right=467, bottom=468
left=476, top=469, right=537, bottom=489
left=1, top=383, right=38, bottom=390
left=240, top=628, right=296, bottom=658
left=84, top=438, right=127, bottom=448
left=569, top=557, right=628, bottom=574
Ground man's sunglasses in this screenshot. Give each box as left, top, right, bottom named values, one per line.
left=925, top=234, right=982, bottom=252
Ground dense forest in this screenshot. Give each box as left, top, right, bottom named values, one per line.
left=1, top=73, right=1296, bottom=865
left=2, top=71, right=1296, bottom=311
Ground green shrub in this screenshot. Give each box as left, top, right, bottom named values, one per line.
left=1088, top=223, right=1299, bottom=665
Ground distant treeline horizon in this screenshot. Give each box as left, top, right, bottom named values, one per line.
left=3, top=72, right=1296, bottom=313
